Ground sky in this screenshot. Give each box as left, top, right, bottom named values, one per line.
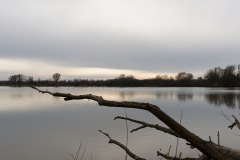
left=0, top=0, right=240, bottom=80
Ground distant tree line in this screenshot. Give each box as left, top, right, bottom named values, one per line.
left=1, top=64, right=240, bottom=87
left=204, top=65, right=240, bottom=87
left=3, top=73, right=61, bottom=86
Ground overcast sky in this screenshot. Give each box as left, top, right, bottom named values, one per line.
left=0, top=0, right=240, bottom=80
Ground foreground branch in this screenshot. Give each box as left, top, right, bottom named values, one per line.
left=31, top=86, right=232, bottom=160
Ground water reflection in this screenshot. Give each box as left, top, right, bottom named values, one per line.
left=155, top=92, right=194, bottom=101
left=156, top=92, right=174, bottom=99
left=2, top=87, right=240, bottom=110
left=177, top=93, right=193, bottom=101
left=1, top=87, right=240, bottom=160
left=204, top=93, right=240, bottom=108
left=119, top=91, right=135, bottom=100
left=113, top=88, right=240, bottom=108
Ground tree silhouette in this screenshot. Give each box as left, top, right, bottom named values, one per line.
left=52, top=73, right=61, bottom=82
left=175, top=72, right=193, bottom=81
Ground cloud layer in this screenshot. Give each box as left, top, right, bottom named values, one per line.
left=1, top=0, right=240, bottom=79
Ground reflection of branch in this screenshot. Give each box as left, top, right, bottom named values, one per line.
left=99, top=130, right=146, bottom=160
left=114, top=116, right=182, bottom=138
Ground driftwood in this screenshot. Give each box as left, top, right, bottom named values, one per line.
left=30, top=86, right=240, bottom=160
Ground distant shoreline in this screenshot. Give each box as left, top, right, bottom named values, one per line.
left=1, top=79, right=239, bottom=88
left=2, top=64, right=240, bottom=87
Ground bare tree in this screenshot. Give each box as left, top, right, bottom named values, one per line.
left=155, top=75, right=169, bottom=80
left=52, top=73, right=61, bottom=82
left=175, top=72, right=193, bottom=81
left=8, top=74, right=27, bottom=83
left=31, top=86, right=240, bottom=160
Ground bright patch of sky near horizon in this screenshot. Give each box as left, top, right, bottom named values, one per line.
left=0, top=0, right=240, bottom=80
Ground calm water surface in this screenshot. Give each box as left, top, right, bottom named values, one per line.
left=0, top=87, right=240, bottom=160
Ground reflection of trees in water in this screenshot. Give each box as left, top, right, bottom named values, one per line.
left=156, top=92, right=174, bottom=99
left=10, top=93, right=33, bottom=99
left=177, top=93, right=193, bottom=101
left=238, top=94, right=240, bottom=109
left=119, top=91, right=135, bottom=100
left=204, top=93, right=240, bottom=108
left=155, top=92, right=193, bottom=101
left=118, top=90, right=240, bottom=109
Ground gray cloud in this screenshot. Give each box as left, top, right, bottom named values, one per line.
left=0, top=0, right=240, bottom=79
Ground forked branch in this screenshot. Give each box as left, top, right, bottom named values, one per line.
left=114, top=116, right=181, bottom=138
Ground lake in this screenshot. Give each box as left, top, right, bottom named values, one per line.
left=0, top=87, right=240, bottom=160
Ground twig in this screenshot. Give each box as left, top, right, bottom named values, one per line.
left=68, top=141, right=86, bottom=160
left=75, top=141, right=82, bottom=160
left=159, top=145, right=172, bottom=160
left=131, top=125, right=147, bottom=133
left=114, top=116, right=182, bottom=138
left=68, top=153, right=75, bottom=160
left=157, top=146, right=195, bottom=160
left=99, top=130, right=146, bottom=160
left=178, top=152, right=182, bottom=159
left=219, top=111, right=233, bottom=123
left=167, top=145, right=172, bottom=158
left=209, top=136, right=212, bottom=142
left=175, top=110, right=182, bottom=157
left=237, top=110, right=240, bottom=116
left=125, top=109, right=129, bottom=160
left=80, top=146, right=86, bottom=160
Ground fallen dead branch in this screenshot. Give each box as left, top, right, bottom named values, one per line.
left=31, top=86, right=240, bottom=160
